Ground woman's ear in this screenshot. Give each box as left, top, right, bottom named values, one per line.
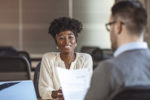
left=55, top=35, right=59, bottom=49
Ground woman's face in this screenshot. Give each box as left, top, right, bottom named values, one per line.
left=56, top=30, right=77, bottom=53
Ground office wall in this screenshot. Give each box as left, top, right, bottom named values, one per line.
left=0, top=0, right=19, bottom=48
left=73, top=0, right=114, bottom=51
left=0, top=0, right=68, bottom=54
left=144, top=0, right=150, bottom=47
left=0, top=0, right=114, bottom=55
left=22, top=0, right=68, bottom=53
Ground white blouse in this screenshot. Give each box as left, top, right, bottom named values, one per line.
left=39, top=52, right=93, bottom=99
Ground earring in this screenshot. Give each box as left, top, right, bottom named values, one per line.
left=75, top=44, right=77, bottom=47
left=56, top=46, right=59, bottom=49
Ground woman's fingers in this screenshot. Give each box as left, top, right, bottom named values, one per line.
left=57, top=92, right=63, bottom=98
left=56, top=88, right=64, bottom=99
left=56, top=98, right=64, bottom=100
left=58, top=88, right=62, bottom=92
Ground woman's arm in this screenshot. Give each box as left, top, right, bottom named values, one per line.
left=38, top=54, right=55, bottom=99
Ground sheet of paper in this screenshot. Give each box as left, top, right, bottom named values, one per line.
left=56, top=67, right=91, bottom=100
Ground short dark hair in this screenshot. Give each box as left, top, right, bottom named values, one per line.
left=48, top=17, right=82, bottom=41
left=111, top=0, right=147, bottom=35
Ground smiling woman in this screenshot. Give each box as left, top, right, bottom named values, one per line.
left=56, top=30, right=76, bottom=54
left=38, top=17, right=93, bottom=100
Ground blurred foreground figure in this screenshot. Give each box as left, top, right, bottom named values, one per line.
left=85, top=0, right=150, bottom=100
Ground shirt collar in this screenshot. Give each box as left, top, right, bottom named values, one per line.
left=114, top=42, right=148, bottom=57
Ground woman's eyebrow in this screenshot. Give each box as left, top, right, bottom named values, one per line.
left=68, top=32, right=74, bottom=35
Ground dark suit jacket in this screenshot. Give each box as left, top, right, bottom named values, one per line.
left=84, top=49, right=150, bottom=100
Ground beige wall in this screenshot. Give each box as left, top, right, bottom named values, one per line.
left=0, top=0, right=149, bottom=55
left=144, top=0, right=150, bottom=47
left=74, top=0, right=114, bottom=50
left=0, top=0, right=114, bottom=55
left=0, top=0, right=69, bottom=54
left=114, top=0, right=150, bottom=47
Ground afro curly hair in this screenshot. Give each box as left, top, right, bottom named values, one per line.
left=48, top=17, right=83, bottom=41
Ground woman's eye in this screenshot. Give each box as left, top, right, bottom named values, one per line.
left=59, top=36, right=64, bottom=39
left=69, top=35, right=74, bottom=39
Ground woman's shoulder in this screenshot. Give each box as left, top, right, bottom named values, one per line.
left=76, top=52, right=92, bottom=60
left=42, top=52, right=59, bottom=59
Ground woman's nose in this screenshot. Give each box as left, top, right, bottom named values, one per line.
left=64, top=37, right=69, bottom=44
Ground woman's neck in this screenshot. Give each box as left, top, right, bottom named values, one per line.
left=60, top=52, right=76, bottom=69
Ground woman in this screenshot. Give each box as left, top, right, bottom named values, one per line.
left=39, top=17, right=93, bottom=100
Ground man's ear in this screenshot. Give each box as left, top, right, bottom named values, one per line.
left=116, top=21, right=123, bottom=35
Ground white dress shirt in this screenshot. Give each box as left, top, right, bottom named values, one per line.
left=39, top=52, right=93, bottom=99
left=114, top=42, right=148, bottom=57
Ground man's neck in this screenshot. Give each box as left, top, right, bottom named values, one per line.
left=118, top=33, right=143, bottom=49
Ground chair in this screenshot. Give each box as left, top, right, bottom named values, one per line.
left=102, top=49, right=113, bottom=59
left=31, top=57, right=42, bottom=71
left=91, top=48, right=104, bottom=69
left=34, top=62, right=41, bottom=98
left=80, top=46, right=99, bottom=55
left=0, top=47, right=31, bottom=68
left=0, top=56, right=31, bottom=81
left=0, top=46, right=19, bottom=56
left=19, top=51, right=31, bottom=68
left=111, top=86, right=150, bottom=100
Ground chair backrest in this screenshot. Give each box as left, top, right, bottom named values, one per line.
left=91, top=48, right=103, bottom=69
left=0, top=47, right=31, bottom=67
left=102, top=49, right=113, bottom=59
left=0, top=46, right=19, bottom=56
left=34, top=62, right=41, bottom=98
left=111, top=86, right=150, bottom=100
left=18, top=51, right=31, bottom=65
left=0, top=56, right=31, bottom=81
left=80, top=46, right=99, bottom=55
left=91, top=48, right=103, bottom=61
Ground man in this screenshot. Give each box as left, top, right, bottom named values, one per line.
left=84, top=0, right=149, bottom=100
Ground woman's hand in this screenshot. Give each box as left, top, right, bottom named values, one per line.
left=52, top=88, right=64, bottom=100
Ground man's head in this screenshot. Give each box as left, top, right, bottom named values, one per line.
left=106, top=0, right=147, bottom=51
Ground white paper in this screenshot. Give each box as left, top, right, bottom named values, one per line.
left=56, top=67, right=91, bottom=100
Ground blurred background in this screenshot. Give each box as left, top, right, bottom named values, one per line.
left=0, top=0, right=149, bottom=68
left=0, top=0, right=113, bottom=55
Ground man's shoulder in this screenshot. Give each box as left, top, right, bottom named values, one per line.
left=95, top=58, right=115, bottom=71
left=94, top=49, right=150, bottom=72
left=118, top=49, right=150, bottom=57
left=115, top=49, right=150, bottom=63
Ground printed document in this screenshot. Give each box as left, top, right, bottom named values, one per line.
left=56, top=67, right=91, bottom=100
